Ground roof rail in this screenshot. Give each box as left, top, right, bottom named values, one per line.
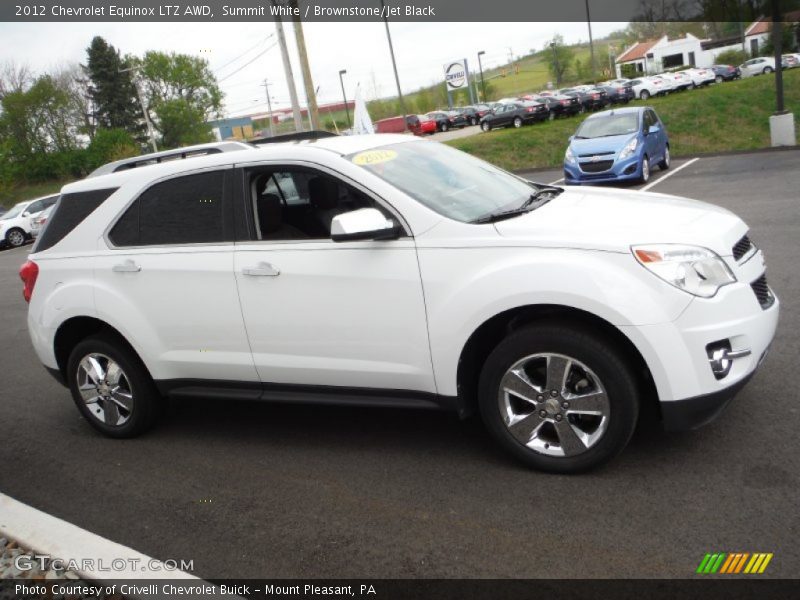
left=249, top=130, right=338, bottom=145
left=87, top=141, right=254, bottom=178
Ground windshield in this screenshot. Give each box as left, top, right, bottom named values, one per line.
left=575, top=113, right=640, bottom=139
left=349, top=141, right=536, bottom=223
left=1, top=202, right=27, bottom=220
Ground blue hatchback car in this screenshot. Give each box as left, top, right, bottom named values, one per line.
left=563, top=106, right=669, bottom=185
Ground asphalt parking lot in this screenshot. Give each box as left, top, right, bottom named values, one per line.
left=1, top=149, right=798, bottom=579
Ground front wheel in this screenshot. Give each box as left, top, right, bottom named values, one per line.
left=548, top=111, right=556, bottom=121
left=5, top=228, right=27, bottom=248
left=763, top=66, right=773, bottom=74
left=715, top=75, right=723, bottom=83
left=470, top=117, right=478, bottom=126
left=67, top=334, right=162, bottom=438
left=640, top=155, right=650, bottom=183
left=481, top=121, right=491, bottom=132
left=440, top=123, right=449, bottom=132
left=478, top=322, right=639, bottom=473
left=659, top=146, right=670, bottom=170
left=513, top=116, right=523, bottom=128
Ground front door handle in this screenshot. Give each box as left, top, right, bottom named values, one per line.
left=112, top=260, right=141, bottom=273
left=243, top=262, right=280, bottom=277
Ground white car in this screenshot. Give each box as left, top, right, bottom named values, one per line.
left=22, top=136, right=778, bottom=473
left=680, top=67, right=716, bottom=87
left=659, top=72, right=692, bottom=91
left=647, top=75, right=676, bottom=94
left=739, top=57, right=777, bottom=77
left=30, top=204, right=55, bottom=238
left=0, top=194, right=58, bottom=249
left=625, top=77, right=665, bottom=100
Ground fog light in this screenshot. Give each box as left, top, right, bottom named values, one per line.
left=624, top=164, right=637, bottom=175
left=706, top=340, right=752, bottom=380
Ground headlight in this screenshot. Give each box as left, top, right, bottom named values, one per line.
left=632, top=244, right=736, bottom=298
left=618, top=137, right=639, bottom=160
left=565, top=147, right=576, bottom=164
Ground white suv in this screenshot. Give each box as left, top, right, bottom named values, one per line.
left=1, top=194, right=59, bottom=248
left=22, top=135, right=778, bottom=473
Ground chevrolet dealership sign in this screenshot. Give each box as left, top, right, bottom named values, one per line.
left=444, top=60, right=468, bottom=91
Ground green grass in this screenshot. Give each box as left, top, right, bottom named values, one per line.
left=1, top=179, right=70, bottom=210
left=447, top=69, right=800, bottom=171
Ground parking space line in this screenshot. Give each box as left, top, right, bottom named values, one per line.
left=641, top=158, right=699, bottom=192
left=0, top=492, right=200, bottom=580
left=549, top=177, right=564, bottom=185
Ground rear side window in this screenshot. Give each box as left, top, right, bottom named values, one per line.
left=32, top=189, right=118, bottom=253
left=109, top=170, right=228, bottom=247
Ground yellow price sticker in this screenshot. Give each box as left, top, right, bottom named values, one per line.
left=352, top=149, right=398, bottom=166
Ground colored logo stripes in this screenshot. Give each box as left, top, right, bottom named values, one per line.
left=696, top=552, right=773, bottom=574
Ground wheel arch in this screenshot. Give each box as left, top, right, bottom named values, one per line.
left=456, top=304, right=659, bottom=421
left=53, top=316, right=146, bottom=383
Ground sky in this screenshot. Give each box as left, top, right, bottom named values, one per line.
left=0, top=21, right=626, bottom=117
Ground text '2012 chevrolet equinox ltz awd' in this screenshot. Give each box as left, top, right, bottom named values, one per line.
left=22, top=134, right=778, bottom=473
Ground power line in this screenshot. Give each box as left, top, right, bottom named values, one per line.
left=218, top=42, right=278, bottom=83
left=213, top=34, right=275, bottom=74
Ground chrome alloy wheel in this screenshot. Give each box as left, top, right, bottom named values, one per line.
left=76, top=353, right=134, bottom=426
left=7, top=230, right=25, bottom=247
left=497, top=353, right=610, bottom=457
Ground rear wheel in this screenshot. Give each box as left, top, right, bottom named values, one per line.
left=478, top=322, right=639, bottom=473
left=659, top=146, right=670, bottom=170
left=470, top=116, right=478, bottom=126
left=763, top=66, right=773, bottom=74
left=5, top=228, right=26, bottom=248
left=513, top=116, right=523, bottom=128
left=548, top=111, right=556, bottom=121
left=440, top=122, right=449, bottom=132
left=481, top=121, right=491, bottom=132
left=715, top=74, right=723, bottom=83
left=66, top=334, right=162, bottom=438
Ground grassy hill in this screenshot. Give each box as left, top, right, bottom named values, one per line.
left=446, top=68, right=800, bottom=171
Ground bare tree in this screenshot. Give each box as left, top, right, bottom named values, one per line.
left=0, top=60, right=32, bottom=99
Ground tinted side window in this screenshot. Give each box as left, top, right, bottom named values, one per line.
left=26, top=200, right=44, bottom=214
left=110, top=170, right=227, bottom=247
left=33, top=189, right=118, bottom=253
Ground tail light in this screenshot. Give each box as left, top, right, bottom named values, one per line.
left=560, top=100, right=569, bottom=105
left=526, top=107, right=534, bottom=112
left=617, top=88, right=624, bottom=93
left=19, top=260, right=39, bottom=303
left=591, top=93, right=599, bottom=99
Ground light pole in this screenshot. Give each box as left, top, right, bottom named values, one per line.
left=477, top=50, right=486, bottom=102
left=585, top=0, right=597, bottom=81
left=380, top=0, right=409, bottom=132
left=261, top=79, right=276, bottom=137
left=550, top=41, right=561, bottom=87
left=339, top=69, right=351, bottom=129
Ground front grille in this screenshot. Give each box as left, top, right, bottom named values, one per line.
left=579, top=151, right=614, bottom=157
left=732, top=234, right=753, bottom=261
left=751, top=274, right=774, bottom=309
left=579, top=160, right=614, bottom=173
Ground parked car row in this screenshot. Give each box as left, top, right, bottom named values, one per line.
left=0, top=194, right=59, bottom=249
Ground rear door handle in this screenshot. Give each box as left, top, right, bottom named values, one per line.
left=112, top=260, right=141, bottom=273
left=243, top=262, right=280, bottom=277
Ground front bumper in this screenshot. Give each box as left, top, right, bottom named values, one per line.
left=564, top=153, right=641, bottom=184
left=661, top=371, right=755, bottom=431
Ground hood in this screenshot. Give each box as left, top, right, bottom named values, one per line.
left=570, top=134, right=636, bottom=157
left=494, top=186, right=747, bottom=256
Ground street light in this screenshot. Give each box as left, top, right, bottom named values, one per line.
left=550, top=41, right=561, bottom=87
left=338, top=69, right=351, bottom=129
left=477, top=50, right=486, bottom=102
left=120, top=65, right=157, bottom=152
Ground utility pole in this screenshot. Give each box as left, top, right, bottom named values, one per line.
left=339, top=70, right=351, bottom=128
left=261, top=79, right=276, bottom=137
left=272, top=1, right=303, bottom=132
left=550, top=41, right=561, bottom=87
left=290, top=0, right=320, bottom=130
left=120, top=65, right=157, bottom=152
left=477, top=50, right=486, bottom=102
left=507, top=47, right=513, bottom=65
left=585, top=0, right=597, bottom=81
left=380, top=0, right=409, bottom=131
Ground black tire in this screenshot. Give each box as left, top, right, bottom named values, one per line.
left=5, top=228, right=27, bottom=248
left=639, top=155, right=650, bottom=183
left=548, top=111, right=555, bottom=121
left=66, top=334, right=162, bottom=438
left=478, top=322, right=639, bottom=473
left=470, top=117, right=478, bottom=126
left=715, top=75, right=723, bottom=83
left=513, top=116, right=523, bottom=128
left=440, top=122, right=449, bottom=132
left=481, top=121, right=491, bottom=132
left=658, top=146, right=670, bottom=171
left=763, top=66, right=773, bottom=74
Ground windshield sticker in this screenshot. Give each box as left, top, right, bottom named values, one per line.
left=352, top=149, right=398, bottom=166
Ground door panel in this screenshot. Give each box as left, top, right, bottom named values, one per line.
left=234, top=240, right=435, bottom=392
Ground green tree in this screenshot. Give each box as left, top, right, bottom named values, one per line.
left=135, top=51, right=223, bottom=148
left=545, top=35, right=574, bottom=86
left=714, top=49, right=747, bottom=66
left=83, top=37, right=144, bottom=140
left=86, top=128, right=138, bottom=169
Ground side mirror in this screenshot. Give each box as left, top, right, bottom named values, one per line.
left=22, top=211, right=30, bottom=217
left=331, top=208, right=400, bottom=242
left=648, top=125, right=659, bottom=134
